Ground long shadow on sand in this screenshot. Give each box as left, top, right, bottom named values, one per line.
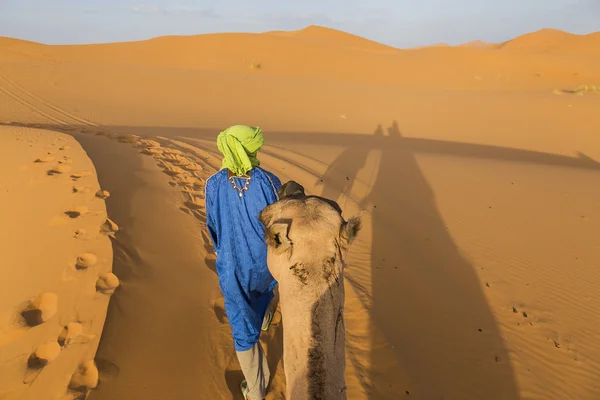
left=320, top=121, right=517, bottom=399
left=5, top=121, right=600, bottom=399
left=151, top=122, right=598, bottom=399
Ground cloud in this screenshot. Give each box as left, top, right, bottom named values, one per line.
left=131, top=4, right=219, bottom=18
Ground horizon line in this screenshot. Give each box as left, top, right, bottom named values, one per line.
left=1, top=24, right=598, bottom=50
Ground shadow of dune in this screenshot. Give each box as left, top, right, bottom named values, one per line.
left=4, top=120, right=600, bottom=399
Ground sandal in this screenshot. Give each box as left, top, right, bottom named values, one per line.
left=240, top=380, right=250, bottom=399
left=261, top=311, right=273, bottom=331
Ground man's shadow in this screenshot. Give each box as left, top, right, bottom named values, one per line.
left=319, top=121, right=519, bottom=399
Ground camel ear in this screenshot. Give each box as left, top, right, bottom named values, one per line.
left=265, top=219, right=293, bottom=251
left=278, top=181, right=305, bottom=199
left=340, top=216, right=361, bottom=246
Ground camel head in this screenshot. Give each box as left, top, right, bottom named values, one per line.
left=258, top=181, right=361, bottom=282
left=259, top=180, right=360, bottom=399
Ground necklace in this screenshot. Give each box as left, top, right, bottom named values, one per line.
left=229, top=175, right=251, bottom=198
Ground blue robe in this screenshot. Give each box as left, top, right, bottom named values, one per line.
left=204, top=167, right=281, bottom=351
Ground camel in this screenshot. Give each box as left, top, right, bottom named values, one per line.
left=259, top=181, right=361, bottom=399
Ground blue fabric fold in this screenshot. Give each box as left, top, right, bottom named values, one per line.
left=205, top=167, right=281, bottom=351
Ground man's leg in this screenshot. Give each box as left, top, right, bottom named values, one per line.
left=237, top=341, right=270, bottom=400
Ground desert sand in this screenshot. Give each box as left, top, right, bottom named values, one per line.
left=1, top=25, right=600, bottom=399
left=0, top=126, right=115, bottom=399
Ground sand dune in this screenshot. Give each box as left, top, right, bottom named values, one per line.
left=497, top=28, right=600, bottom=56
left=459, top=40, right=493, bottom=49
left=0, top=126, right=114, bottom=400
left=1, top=24, right=600, bottom=399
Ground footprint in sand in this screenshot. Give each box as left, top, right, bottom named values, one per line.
left=75, top=253, right=98, bottom=270
left=176, top=176, right=199, bottom=186
left=160, top=148, right=183, bottom=156
left=96, top=273, right=120, bottom=294
left=34, top=156, right=55, bottom=163
left=23, top=342, right=62, bottom=384
left=193, top=180, right=205, bottom=190
left=48, top=165, right=72, bottom=175
left=27, top=342, right=61, bottom=369
left=100, top=218, right=119, bottom=235
left=59, top=145, right=71, bottom=151
left=201, top=230, right=212, bottom=245
left=58, top=322, right=84, bottom=347
left=183, top=163, right=202, bottom=172
left=65, top=206, right=89, bottom=219
left=116, top=134, right=139, bottom=144
left=21, top=293, right=58, bottom=327
left=70, top=171, right=92, bottom=181
left=182, top=188, right=204, bottom=199
left=213, top=296, right=229, bottom=324
left=156, top=160, right=167, bottom=169
left=72, top=186, right=92, bottom=194
left=204, top=252, right=217, bottom=273
left=162, top=154, right=191, bottom=166
left=95, top=189, right=110, bottom=199
left=68, top=360, right=99, bottom=393
left=162, top=164, right=185, bottom=176
left=73, top=229, right=87, bottom=239
left=58, top=158, right=73, bottom=165
left=137, top=139, right=161, bottom=149
left=141, top=147, right=163, bottom=156
left=184, top=198, right=204, bottom=210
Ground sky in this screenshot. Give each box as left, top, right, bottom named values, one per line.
left=0, top=0, right=598, bottom=48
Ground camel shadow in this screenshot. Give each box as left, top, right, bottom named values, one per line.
left=319, top=121, right=520, bottom=399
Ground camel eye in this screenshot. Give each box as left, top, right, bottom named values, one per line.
left=273, top=233, right=282, bottom=247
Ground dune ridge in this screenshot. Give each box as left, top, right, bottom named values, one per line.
left=497, top=28, right=600, bottom=55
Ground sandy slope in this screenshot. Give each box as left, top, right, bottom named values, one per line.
left=1, top=25, right=600, bottom=399
left=0, top=126, right=115, bottom=399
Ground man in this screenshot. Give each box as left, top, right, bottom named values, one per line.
left=204, top=125, right=280, bottom=400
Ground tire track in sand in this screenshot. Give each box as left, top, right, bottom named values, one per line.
left=0, top=71, right=98, bottom=127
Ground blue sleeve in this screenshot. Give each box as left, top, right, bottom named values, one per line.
left=204, top=178, right=219, bottom=250
left=264, top=170, right=282, bottom=199
left=272, top=174, right=282, bottom=192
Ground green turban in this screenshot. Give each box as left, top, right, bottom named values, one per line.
left=217, top=125, right=264, bottom=176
